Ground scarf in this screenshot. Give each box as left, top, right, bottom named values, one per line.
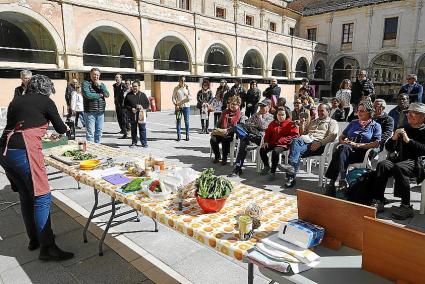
left=359, top=119, right=372, bottom=128
left=221, top=109, right=241, bottom=129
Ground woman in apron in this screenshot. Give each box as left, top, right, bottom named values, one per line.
left=0, top=75, right=74, bottom=261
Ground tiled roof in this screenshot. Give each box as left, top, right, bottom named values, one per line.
left=287, top=0, right=402, bottom=16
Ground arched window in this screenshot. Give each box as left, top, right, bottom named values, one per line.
left=332, top=56, right=360, bottom=94
left=242, top=49, right=263, bottom=76
left=83, top=27, right=135, bottom=68
left=314, top=60, right=326, bottom=79
left=0, top=14, right=56, bottom=64
left=204, top=44, right=231, bottom=74
left=154, top=36, right=190, bottom=71
left=295, top=58, right=308, bottom=78
left=417, top=55, right=425, bottom=84
left=271, top=54, right=288, bottom=77
left=369, top=53, right=404, bottom=98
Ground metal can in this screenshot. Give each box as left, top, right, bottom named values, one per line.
left=238, top=215, right=253, bottom=241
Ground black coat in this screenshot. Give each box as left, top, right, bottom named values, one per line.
left=113, top=82, right=126, bottom=106
left=222, top=85, right=246, bottom=110
left=374, top=113, right=394, bottom=150
left=196, top=90, right=212, bottom=109
left=14, top=85, right=25, bottom=98
left=351, top=79, right=374, bottom=105
left=242, top=88, right=261, bottom=109
left=263, top=85, right=281, bottom=100
left=330, top=108, right=345, bottom=122
left=124, top=91, right=150, bottom=122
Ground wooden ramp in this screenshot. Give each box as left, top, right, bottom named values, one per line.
left=297, top=189, right=376, bottom=251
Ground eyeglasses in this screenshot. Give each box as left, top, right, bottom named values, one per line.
left=357, top=109, right=367, bottom=113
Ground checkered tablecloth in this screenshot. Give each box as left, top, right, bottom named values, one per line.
left=44, top=141, right=297, bottom=261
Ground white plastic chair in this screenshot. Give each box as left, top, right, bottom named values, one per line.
left=305, top=141, right=336, bottom=187
left=209, top=135, right=237, bottom=165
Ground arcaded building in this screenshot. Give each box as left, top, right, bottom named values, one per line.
left=1, top=0, right=424, bottom=112
left=0, top=0, right=328, bottom=111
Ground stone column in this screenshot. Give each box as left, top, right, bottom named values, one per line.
left=260, top=9, right=265, bottom=29
left=281, top=16, right=287, bottom=34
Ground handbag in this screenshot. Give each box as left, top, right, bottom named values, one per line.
left=138, top=109, right=146, bottom=124
left=234, top=124, right=248, bottom=139
left=208, top=104, right=214, bottom=112
left=211, top=128, right=227, bottom=137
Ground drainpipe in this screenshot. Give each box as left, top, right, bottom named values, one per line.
left=411, top=0, right=423, bottom=73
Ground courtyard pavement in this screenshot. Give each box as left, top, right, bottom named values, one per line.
left=1, top=110, right=425, bottom=284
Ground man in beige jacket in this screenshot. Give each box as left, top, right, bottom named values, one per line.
left=281, top=103, right=338, bottom=188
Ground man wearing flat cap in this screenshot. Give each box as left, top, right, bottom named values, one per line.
left=229, top=99, right=273, bottom=177
left=372, top=103, right=425, bottom=220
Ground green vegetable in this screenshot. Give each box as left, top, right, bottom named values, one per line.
left=62, top=150, right=96, bottom=160
left=196, top=168, right=233, bottom=199
left=122, top=178, right=144, bottom=193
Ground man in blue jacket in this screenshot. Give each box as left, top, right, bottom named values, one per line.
left=399, top=74, right=423, bottom=103
left=82, top=68, right=110, bottom=143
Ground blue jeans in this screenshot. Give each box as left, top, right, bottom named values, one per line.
left=0, top=149, right=54, bottom=246
left=287, top=138, right=324, bottom=178
left=176, top=107, right=190, bottom=136
left=130, top=122, right=147, bottom=146
left=85, top=112, right=104, bottom=143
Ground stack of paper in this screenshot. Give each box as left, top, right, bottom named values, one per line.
left=247, top=233, right=320, bottom=274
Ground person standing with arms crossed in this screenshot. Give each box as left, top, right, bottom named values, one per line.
left=82, top=68, right=109, bottom=143
left=172, top=76, right=191, bottom=141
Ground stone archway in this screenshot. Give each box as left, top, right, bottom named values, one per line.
left=82, top=26, right=135, bottom=68
left=314, top=60, right=326, bottom=80
left=295, top=57, right=308, bottom=78
left=0, top=12, right=57, bottom=64
left=153, top=36, right=191, bottom=71
left=331, top=56, right=360, bottom=94
left=369, top=53, right=405, bottom=99
left=271, top=54, right=288, bottom=77
left=242, top=49, right=264, bottom=76
left=204, top=43, right=232, bottom=74
left=417, top=55, right=425, bottom=84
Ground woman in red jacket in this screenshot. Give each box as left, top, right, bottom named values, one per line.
left=259, top=107, right=299, bottom=180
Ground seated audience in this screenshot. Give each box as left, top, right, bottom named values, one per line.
left=325, top=102, right=381, bottom=195
left=277, top=97, right=291, bottom=119
left=330, top=98, right=345, bottom=121
left=210, top=96, right=242, bottom=165
left=292, top=98, right=311, bottom=131
left=371, top=103, right=425, bottom=219
left=229, top=99, right=274, bottom=177
left=281, top=104, right=338, bottom=188
left=259, top=107, right=299, bottom=180
left=389, top=93, right=409, bottom=130
left=373, top=99, right=394, bottom=151
left=300, top=93, right=317, bottom=119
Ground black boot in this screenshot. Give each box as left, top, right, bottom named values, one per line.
left=185, top=133, right=189, bottom=141
left=177, top=134, right=181, bottom=141
left=200, top=120, right=205, bottom=134
left=39, top=243, right=74, bottom=261
left=28, top=239, right=40, bottom=251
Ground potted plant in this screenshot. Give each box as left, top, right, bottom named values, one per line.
left=195, top=168, right=233, bottom=213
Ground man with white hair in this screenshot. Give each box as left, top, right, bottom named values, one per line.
left=14, top=70, right=32, bottom=97
left=373, top=99, right=394, bottom=151
left=399, top=74, right=423, bottom=103
left=371, top=103, right=425, bottom=219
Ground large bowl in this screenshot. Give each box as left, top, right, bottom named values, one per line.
left=195, top=192, right=227, bottom=213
